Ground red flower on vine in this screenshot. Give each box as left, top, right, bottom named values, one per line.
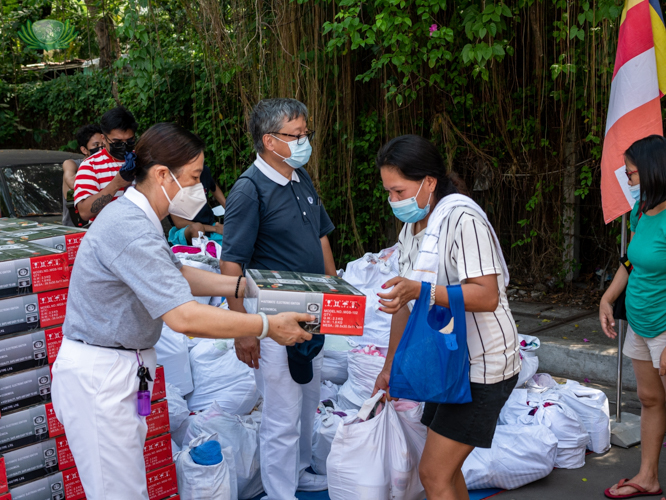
left=429, top=24, right=438, bottom=36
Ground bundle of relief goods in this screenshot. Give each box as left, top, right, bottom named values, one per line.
left=186, top=339, right=259, bottom=415
left=499, top=389, right=589, bottom=469
left=517, top=334, right=540, bottom=387
left=183, top=402, right=263, bottom=500
left=336, top=345, right=387, bottom=410
left=321, top=335, right=354, bottom=385
left=341, top=245, right=399, bottom=347
left=327, top=391, right=426, bottom=500
left=462, top=425, right=558, bottom=489
left=175, top=432, right=237, bottom=500
left=311, top=401, right=358, bottom=475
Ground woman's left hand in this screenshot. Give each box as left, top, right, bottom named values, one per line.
left=660, top=346, right=666, bottom=376
left=377, top=277, right=421, bottom=314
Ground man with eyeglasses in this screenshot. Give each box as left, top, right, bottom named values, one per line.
left=222, top=98, right=335, bottom=499
left=74, top=106, right=137, bottom=222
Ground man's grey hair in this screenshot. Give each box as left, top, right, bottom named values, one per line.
left=250, top=98, right=309, bottom=153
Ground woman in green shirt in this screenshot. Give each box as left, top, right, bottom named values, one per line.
left=600, top=135, right=666, bottom=499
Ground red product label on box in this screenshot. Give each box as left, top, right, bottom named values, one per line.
left=38, top=289, right=68, bottom=328
left=30, top=254, right=69, bottom=293
left=62, top=467, right=86, bottom=500
left=65, top=233, right=85, bottom=266
left=0, top=457, right=7, bottom=494
left=144, top=433, right=172, bottom=472
left=152, top=366, right=165, bottom=402
left=0, top=492, right=9, bottom=500
left=45, top=326, right=63, bottom=363
left=147, top=463, right=178, bottom=500
left=56, top=436, right=76, bottom=470
left=146, top=400, right=169, bottom=439
left=44, top=402, right=65, bottom=438
left=320, top=294, right=366, bottom=335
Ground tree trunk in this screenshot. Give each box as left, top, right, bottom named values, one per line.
left=84, top=0, right=118, bottom=69
left=562, top=126, right=579, bottom=282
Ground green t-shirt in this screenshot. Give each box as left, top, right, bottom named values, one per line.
left=626, top=208, right=666, bottom=337
left=629, top=200, right=641, bottom=233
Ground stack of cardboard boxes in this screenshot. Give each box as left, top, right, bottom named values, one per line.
left=0, top=220, right=178, bottom=500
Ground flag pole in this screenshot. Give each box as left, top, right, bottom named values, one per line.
left=616, top=214, right=628, bottom=423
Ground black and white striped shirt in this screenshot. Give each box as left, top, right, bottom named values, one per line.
left=398, top=207, right=521, bottom=384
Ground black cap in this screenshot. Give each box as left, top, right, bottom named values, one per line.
left=286, top=336, right=325, bottom=384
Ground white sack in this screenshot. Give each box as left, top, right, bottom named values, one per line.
left=501, top=391, right=589, bottom=469
left=311, top=403, right=358, bottom=475
left=155, top=324, right=194, bottom=396
left=166, top=383, right=191, bottom=433
left=186, top=339, right=259, bottom=415
left=321, top=336, right=354, bottom=385
left=342, top=245, right=399, bottom=347
left=320, top=380, right=341, bottom=403
left=462, top=425, right=558, bottom=490
left=337, top=350, right=386, bottom=410
left=327, top=392, right=426, bottom=500
left=175, top=433, right=237, bottom=500
left=183, top=402, right=263, bottom=500
left=548, top=380, right=611, bottom=453
left=518, top=334, right=540, bottom=356
left=517, top=353, right=539, bottom=387
left=527, top=373, right=559, bottom=392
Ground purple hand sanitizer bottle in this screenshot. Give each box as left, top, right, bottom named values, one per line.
left=137, top=376, right=151, bottom=416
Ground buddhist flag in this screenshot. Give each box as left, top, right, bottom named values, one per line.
left=601, top=0, right=666, bottom=224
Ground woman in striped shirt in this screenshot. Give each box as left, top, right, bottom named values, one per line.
left=374, top=135, right=520, bottom=500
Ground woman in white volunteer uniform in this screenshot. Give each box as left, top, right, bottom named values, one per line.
left=372, top=135, right=520, bottom=500
left=52, top=122, right=314, bottom=500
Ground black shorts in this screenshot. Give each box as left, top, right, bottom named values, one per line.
left=421, top=374, right=518, bottom=448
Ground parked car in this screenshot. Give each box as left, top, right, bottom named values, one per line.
left=0, top=149, right=83, bottom=224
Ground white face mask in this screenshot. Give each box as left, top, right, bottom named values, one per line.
left=271, top=135, right=312, bottom=169
left=161, top=171, right=207, bottom=220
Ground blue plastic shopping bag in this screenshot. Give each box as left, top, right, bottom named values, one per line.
left=389, top=282, right=472, bottom=404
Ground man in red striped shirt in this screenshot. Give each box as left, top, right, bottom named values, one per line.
left=74, top=106, right=137, bottom=222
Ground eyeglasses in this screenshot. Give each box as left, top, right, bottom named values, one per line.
left=268, top=130, right=315, bottom=145
left=105, top=135, right=136, bottom=148
left=625, top=170, right=638, bottom=178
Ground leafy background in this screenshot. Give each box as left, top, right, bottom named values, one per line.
left=0, top=0, right=661, bottom=286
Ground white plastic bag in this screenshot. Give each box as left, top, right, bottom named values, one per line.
left=156, top=328, right=194, bottom=396
left=337, top=348, right=387, bottom=410
left=527, top=373, right=559, bottom=392
left=320, top=380, right=341, bottom=403
left=321, top=335, right=354, bottom=385
left=462, top=425, right=558, bottom=490
left=342, top=246, right=399, bottom=347
left=175, top=433, right=237, bottom=500
left=327, top=391, right=426, bottom=500
left=183, top=402, right=263, bottom=500
left=517, top=352, right=539, bottom=387
left=186, top=339, right=259, bottom=415
left=548, top=380, right=611, bottom=453
left=166, top=383, right=191, bottom=433
left=518, top=334, right=540, bottom=356
left=311, top=403, right=358, bottom=475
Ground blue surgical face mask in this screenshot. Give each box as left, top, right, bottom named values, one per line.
left=629, top=183, right=641, bottom=201
left=389, top=180, right=432, bottom=223
left=271, top=136, right=313, bottom=169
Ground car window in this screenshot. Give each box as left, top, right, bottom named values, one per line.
left=2, top=164, right=62, bottom=216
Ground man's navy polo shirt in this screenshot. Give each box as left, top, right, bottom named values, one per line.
left=222, top=155, right=335, bottom=274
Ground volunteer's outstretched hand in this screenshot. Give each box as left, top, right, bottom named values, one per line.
left=377, top=276, right=421, bottom=314
left=267, top=312, right=314, bottom=346
left=372, top=367, right=396, bottom=402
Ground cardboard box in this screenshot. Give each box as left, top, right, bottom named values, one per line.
left=0, top=327, right=63, bottom=376
left=146, top=400, right=169, bottom=439
left=0, top=289, right=68, bottom=337
left=0, top=367, right=52, bottom=415
left=6, top=469, right=82, bottom=500
left=152, top=365, right=165, bottom=402
left=0, top=437, right=70, bottom=487
left=0, top=220, right=43, bottom=231
left=245, top=269, right=366, bottom=335
left=0, top=243, right=69, bottom=298
left=61, top=462, right=178, bottom=500
left=0, top=226, right=86, bottom=266
left=0, top=402, right=64, bottom=453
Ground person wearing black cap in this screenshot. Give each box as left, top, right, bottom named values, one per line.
left=221, top=98, right=336, bottom=499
